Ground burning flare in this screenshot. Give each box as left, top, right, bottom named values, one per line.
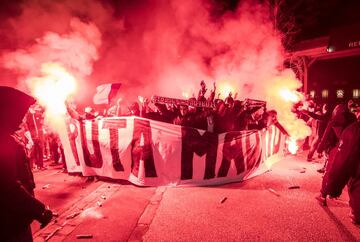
left=286, top=137, right=298, bottom=155
left=218, top=83, right=235, bottom=98
left=265, top=74, right=310, bottom=155
left=30, top=62, right=77, bottom=116
left=278, top=88, right=302, bottom=154
left=279, top=88, right=301, bottom=103
left=182, top=91, right=190, bottom=99
left=279, top=87, right=309, bottom=154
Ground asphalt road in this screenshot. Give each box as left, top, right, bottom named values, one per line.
left=32, top=152, right=360, bottom=242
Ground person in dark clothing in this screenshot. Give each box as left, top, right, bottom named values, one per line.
left=25, top=106, right=45, bottom=169
left=207, top=82, right=216, bottom=103
left=260, top=110, right=290, bottom=136
left=48, top=132, right=61, bottom=165
left=237, top=105, right=265, bottom=131
left=224, top=93, right=234, bottom=109
left=214, top=100, right=235, bottom=133
left=0, top=86, right=52, bottom=242
left=315, top=104, right=357, bottom=206
left=317, top=120, right=360, bottom=225
left=301, top=104, right=331, bottom=161
left=128, top=102, right=140, bottom=116
left=197, top=80, right=207, bottom=101
left=151, top=102, right=178, bottom=123
left=173, top=105, right=196, bottom=127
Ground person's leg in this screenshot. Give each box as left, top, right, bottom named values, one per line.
left=33, top=140, right=41, bottom=168
left=317, top=148, right=337, bottom=205
left=33, top=138, right=44, bottom=169
left=302, top=136, right=310, bottom=151
left=38, top=139, right=44, bottom=168
left=49, top=142, right=60, bottom=165
left=307, top=136, right=320, bottom=161
left=348, top=180, right=360, bottom=224
left=317, top=149, right=329, bottom=173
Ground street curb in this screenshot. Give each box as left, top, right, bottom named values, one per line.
left=128, top=186, right=167, bottom=242
left=33, top=182, right=121, bottom=241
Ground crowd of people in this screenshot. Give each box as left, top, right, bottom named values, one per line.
left=294, top=96, right=360, bottom=225
left=1, top=82, right=360, bottom=241
left=70, top=82, right=360, bottom=227
left=74, top=81, right=284, bottom=135
left=13, top=104, right=66, bottom=172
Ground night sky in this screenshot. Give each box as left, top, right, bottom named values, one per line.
left=223, top=0, right=360, bottom=41
left=1, top=0, right=359, bottom=39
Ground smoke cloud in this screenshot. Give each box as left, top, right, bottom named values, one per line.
left=0, top=0, right=309, bottom=138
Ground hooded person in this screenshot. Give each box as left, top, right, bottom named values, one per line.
left=317, top=120, right=360, bottom=225
left=0, top=86, right=52, bottom=241
left=316, top=104, right=357, bottom=206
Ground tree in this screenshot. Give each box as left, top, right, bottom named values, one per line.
left=267, top=0, right=302, bottom=50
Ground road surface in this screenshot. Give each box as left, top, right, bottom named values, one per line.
left=32, top=152, right=360, bottom=241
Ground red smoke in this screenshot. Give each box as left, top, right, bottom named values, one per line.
left=0, top=0, right=284, bottom=100
left=0, top=0, right=310, bottom=139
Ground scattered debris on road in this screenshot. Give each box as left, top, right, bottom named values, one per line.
left=66, top=211, right=81, bottom=219
left=268, top=188, right=280, bottom=197
left=76, top=234, right=93, bottom=239
left=290, top=167, right=307, bottom=173
left=42, top=184, right=50, bottom=189
left=288, top=185, right=300, bottom=189
left=220, top=197, right=227, bottom=203
left=45, top=227, right=61, bottom=241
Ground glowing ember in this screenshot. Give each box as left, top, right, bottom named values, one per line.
left=279, top=88, right=300, bottom=103
left=218, top=83, right=234, bottom=98
left=30, top=62, right=77, bottom=115
left=182, top=91, right=189, bottom=99
left=287, top=137, right=298, bottom=154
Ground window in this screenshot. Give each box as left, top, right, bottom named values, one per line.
left=353, top=89, right=360, bottom=99
left=309, top=90, right=315, bottom=98
left=321, top=89, right=328, bottom=98
left=336, top=89, right=344, bottom=98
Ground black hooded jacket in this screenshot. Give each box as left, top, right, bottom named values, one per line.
left=0, top=86, right=45, bottom=239
left=322, top=121, right=360, bottom=199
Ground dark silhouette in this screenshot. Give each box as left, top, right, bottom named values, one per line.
left=0, top=86, right=52, bottom=242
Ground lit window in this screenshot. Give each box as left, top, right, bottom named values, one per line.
left=310, top=90, right=315, bottom=98
left=336, top=89, right=344, bottom=98
left=327, top=46, right=335, bottom=52
left=353, top=89, right=360, bottom=98
left=322, top=89, right=328, bottom=98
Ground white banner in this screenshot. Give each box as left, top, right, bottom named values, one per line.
left=60, top=116, right=286, bottom=186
